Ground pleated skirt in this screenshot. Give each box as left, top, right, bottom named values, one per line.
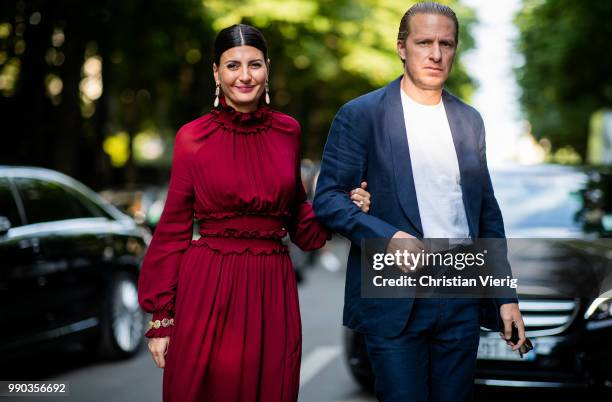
left=162, top=240, right=301, bottom=402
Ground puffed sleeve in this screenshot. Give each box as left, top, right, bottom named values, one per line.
left=137, top=127, right=194, bottom=338
left=287, top=125, right=332, bottom=251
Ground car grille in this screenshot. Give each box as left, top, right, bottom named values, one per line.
left=519, top=299, right=579, bottom=336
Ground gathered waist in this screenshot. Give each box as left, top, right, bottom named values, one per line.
left=198, top=215, right=287, bottom=239
left=191, top=215, right=289, bottom=255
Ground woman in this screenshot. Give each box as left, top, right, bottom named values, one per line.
left=137, top=24, right=371, bottom=402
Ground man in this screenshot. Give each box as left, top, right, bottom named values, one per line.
left=313, top=2, right=526, bottom=402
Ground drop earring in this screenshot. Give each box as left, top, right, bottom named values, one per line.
left=214, top=82, right=220, bottom=107
left=265, top=81, right=270, bottom=105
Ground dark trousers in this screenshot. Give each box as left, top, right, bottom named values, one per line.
left=364, top=298, right=481, bottom=402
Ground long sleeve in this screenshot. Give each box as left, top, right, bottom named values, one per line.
left=287, top=127, right=331, bottom=251
left=138, top=127, right=195, bottom=337
left=313, top=104, right=400, bottom=246
left=476, top=115, right=518, bottom=306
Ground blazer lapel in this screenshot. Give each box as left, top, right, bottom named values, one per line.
left=382, top=80, right=481, bottom=239
left=442, top=90, right=481, bottom=238
left=382, top=77, right=423, bottom=237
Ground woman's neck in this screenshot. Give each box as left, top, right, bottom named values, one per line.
left=225, top=97, right=258, bottom=113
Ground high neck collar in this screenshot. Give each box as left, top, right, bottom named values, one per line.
left=216, top=95, right=270, bottom=124
left=211, top=95, right=272, bottom=135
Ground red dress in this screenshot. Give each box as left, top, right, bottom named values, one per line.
left=137, top=98, right=331, bottom=402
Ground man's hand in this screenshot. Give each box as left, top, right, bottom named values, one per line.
left=387, top=231, right=428, bottom=273
left=148, top=336, right=170, bottom=368
left=499, top=303, right=526, bottom=351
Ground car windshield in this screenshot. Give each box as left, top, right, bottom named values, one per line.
left=491, top=169, right=587, bottom=235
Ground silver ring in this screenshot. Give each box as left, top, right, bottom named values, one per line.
left=358, top=200, right=364, bottom=207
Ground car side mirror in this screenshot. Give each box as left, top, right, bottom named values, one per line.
left=0, top=216, right=11, bottom=235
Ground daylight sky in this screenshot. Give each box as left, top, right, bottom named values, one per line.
left=462, top=0, right=526, bottom=164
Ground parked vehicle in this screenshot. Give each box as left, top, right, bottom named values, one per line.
left=98, top=185, right=167, bottom=234
left=344, top=164, right=612, bottom=392
left=0, top=166, right=148, bottom=360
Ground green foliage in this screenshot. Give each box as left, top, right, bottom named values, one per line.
left=0, top=0, right=477, bottom=185
left=515, top=0, right=612, bottom=158
left=203, top=0, right=477, bottom=157
left=102, top=0, right=216, bottom=151
left=0, top=0, right=215, bottom=185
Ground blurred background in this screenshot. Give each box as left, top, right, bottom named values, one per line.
left=1, top=0, right=612, bottom=401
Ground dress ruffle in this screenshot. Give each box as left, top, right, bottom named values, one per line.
left=184, top=95, right=298, bottom=142
left=145, top=325, right=174, bottom=339
left=197, top=228, right=288, bottom=239
left=211, top=96, right=273, bottom=135
left=196, top=210, right=291, bottom=220
left=145, top=310, right=175, bottom=338
left=194, top=214, right=289, bottom=254
left=190, top=237, right=289, bottom=255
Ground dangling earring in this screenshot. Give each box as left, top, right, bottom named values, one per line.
left=214, top=82, right=220, bottom=107
left=265, top=81, right=270, bottom=105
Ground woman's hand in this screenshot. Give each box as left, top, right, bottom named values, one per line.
left=148, top=336, right=170, bottom=368
left=350, top=181, right=371, bottom=213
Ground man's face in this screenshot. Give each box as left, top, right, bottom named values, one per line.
left=397, top=13, right=457, bottom=91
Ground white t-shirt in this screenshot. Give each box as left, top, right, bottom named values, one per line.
left=400, top=89, right=470, bottom=240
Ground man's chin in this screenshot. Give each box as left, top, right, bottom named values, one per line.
left=417, top=81, right=445, bottom=91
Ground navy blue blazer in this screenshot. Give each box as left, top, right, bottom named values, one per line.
left=313, top=76, right=517, bottom=337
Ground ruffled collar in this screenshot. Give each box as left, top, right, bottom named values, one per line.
left=211, top=95, right=271, bottom=135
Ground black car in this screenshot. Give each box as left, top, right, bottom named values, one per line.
left=344, top=164, right=612, bottom=392
left=0, top=166, right=148, bottom=360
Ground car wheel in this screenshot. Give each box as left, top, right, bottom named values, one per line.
left=96, top=271, right=145, bottom=359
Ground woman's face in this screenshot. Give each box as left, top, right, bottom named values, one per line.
left=213, top=45, right=268, bottom=112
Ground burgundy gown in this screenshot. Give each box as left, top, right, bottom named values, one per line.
left=137, top=97, right=331, bottom=402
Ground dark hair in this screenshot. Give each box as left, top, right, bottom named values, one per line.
left=213, top=24, right=269, bottom=65
left=397, top=2, right=459, bottom=45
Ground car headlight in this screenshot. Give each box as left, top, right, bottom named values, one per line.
left=584, top=297, right=612, bottom=320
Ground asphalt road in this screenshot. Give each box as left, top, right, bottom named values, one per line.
left=0, top=237, right=603, bottom=401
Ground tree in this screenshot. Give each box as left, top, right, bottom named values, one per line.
left=515, top=0, right=612, bottom=159
left=0, top=0, right=477, bottom=186
left=203, top=0, right=477, bottom=157
left=0, top=0, right=214, bottom=188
